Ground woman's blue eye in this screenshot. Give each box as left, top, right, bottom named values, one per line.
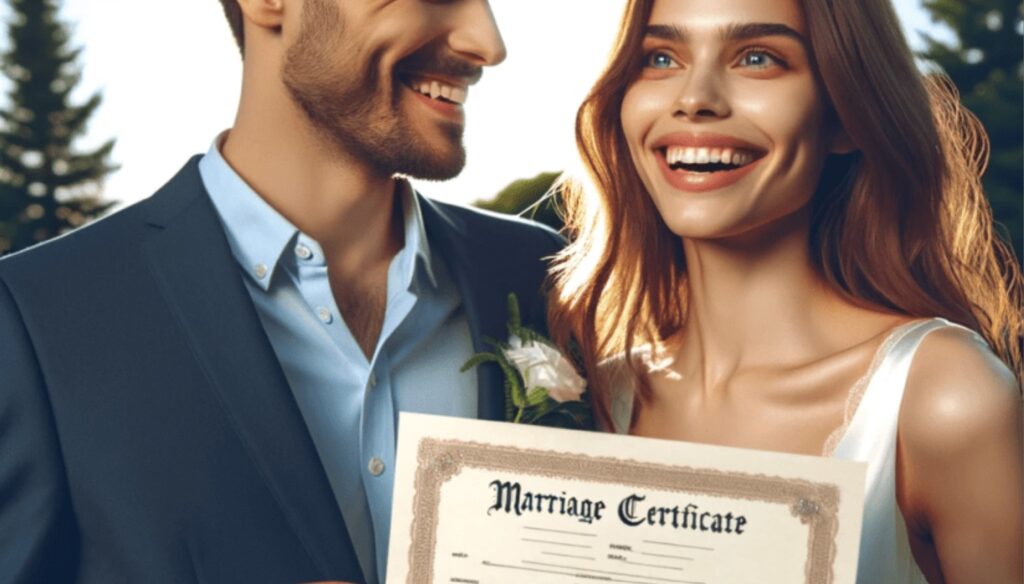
left=645, top=51, right=677, bottom=69
left=739, top=50, right=782, bottom=69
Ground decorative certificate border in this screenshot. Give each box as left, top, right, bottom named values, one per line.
left=406, top=438, right=841, bottom=584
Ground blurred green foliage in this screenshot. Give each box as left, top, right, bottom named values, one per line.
left=920, top=0, right=1022, bottom=259
left=474, top=171, right=564, bottom=232
left=0, top=0, right=115, bottom=255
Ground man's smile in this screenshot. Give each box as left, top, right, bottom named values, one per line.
left=400, top=74, right=468, bottom=105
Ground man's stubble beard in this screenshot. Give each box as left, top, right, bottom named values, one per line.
left=281, top=0, right=466, bottom=180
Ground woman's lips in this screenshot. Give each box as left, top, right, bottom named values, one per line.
left=655, top=146, right=765, bottom=193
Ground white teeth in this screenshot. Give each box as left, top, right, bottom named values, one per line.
left=663, top=145, right=759, bottom=169
left=665, top=146, right=679, bottom=164
left=407, top=79, right=467, bottom=105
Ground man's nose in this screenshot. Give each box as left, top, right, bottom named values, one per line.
left=448, top=0, right=507, bottom=66
left=673, top=66, right=730, bottom=120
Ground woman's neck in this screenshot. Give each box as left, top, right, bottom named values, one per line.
left=674, top=208, right=877, bottom=389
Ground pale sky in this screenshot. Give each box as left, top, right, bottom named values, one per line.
left=10, top=0, right=952, bottom=209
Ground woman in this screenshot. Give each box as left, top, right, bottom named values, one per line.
left=548, top=0, right=1023, bottom=581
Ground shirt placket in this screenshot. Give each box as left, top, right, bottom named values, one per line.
left=292, top=232, right=420, bottom=583
left=361, top=248, right=420, bottom=582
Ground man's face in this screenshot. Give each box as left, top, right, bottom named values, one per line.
left=282, top=0, right=506, bottom=180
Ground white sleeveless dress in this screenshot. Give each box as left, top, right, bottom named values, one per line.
left=609, top=318, right=987, bottom=584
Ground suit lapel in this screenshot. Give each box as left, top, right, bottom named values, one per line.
left=140, top=159, right=362, bottom=581
left=419, top=196, right=508, bottom=422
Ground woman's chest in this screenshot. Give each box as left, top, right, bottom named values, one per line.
left=629, top=357, right=875, bottom=456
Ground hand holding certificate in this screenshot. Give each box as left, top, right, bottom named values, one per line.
left=388, top=413, right=866, bottom=584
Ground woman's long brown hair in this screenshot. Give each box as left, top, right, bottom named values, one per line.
left=548, top=0, right=1023, bottom=429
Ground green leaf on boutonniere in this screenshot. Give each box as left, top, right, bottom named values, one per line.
left=461, top=293, right=592, bottom=429
left=526, top=388, right=549, bottom=407
left=459, top=352, right=501, bottom=372
left=503, top=377, right=516, bottom=421
left=497, top=357, right=525, bottom=408
left=506, top=293, right=522, bottom=338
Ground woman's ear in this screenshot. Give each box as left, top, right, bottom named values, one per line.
left=236, top=0, right=286, bottom=31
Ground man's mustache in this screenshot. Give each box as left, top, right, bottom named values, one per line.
left=397, top=51, right=484, bottom=86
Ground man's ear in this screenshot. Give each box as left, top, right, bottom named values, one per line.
left=236, top=0, right=286, bottom=31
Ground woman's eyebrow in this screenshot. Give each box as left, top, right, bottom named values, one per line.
left=722, top=22, right=807, bottom=46
left=645, top=24, right=688, bottom=43
left=644, top=22, right=808, bottom=47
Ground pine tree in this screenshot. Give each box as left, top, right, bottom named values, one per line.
left=920, top=0, right=1023, bottom=258
left=0, top=0, right=115, bottom=254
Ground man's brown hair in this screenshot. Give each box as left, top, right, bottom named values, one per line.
left=218, top=0, right=245, bottom=55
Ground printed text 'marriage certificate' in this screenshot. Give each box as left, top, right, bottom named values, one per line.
left=387, top=413, right=865, bottom=584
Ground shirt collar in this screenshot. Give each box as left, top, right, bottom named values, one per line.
left=395, top=179, right=438, bottom=291
left=199, top=135, right=297, bottom=291
left=198, top=133, right=437, bottom=293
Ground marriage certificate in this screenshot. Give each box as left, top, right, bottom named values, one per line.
left=387, top=413, right=866, bottom=584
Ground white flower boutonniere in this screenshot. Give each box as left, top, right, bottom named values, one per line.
left=505, top=335, right=586, bottom=404
left=462, top=294, right=592, bottom=428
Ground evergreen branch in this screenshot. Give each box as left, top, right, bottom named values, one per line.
left=61, top=92, right=102, bottom=138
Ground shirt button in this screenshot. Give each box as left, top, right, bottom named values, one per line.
left=368, top=372, right=377, bottom=388
left=254, top=263, right=268, bottom=279
left=368, top=457, right=385, bottom=476
left=316, top=307, right=333, bottom=324
left=294, top=244, right=312, bottom=260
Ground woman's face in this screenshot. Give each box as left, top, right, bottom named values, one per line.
left=621, top=0, right=841, bottom=241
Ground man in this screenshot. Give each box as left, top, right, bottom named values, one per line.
left=0, top=1, right=562, bottom=582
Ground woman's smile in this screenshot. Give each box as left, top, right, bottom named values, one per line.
left=651, top=131, right=767, bottom=193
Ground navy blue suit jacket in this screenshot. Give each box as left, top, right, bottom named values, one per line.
left=0, top=157, right=563, bottom=583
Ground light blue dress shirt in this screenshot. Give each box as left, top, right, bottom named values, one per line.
left=199, top=138, right=478, bottom=584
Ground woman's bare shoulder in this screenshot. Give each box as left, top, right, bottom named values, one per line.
left=900, top=324, right=1020, bottom=448
left=897, top=324, right=1021, bottom=517
left=896, top=323, right=1022, bottom=576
